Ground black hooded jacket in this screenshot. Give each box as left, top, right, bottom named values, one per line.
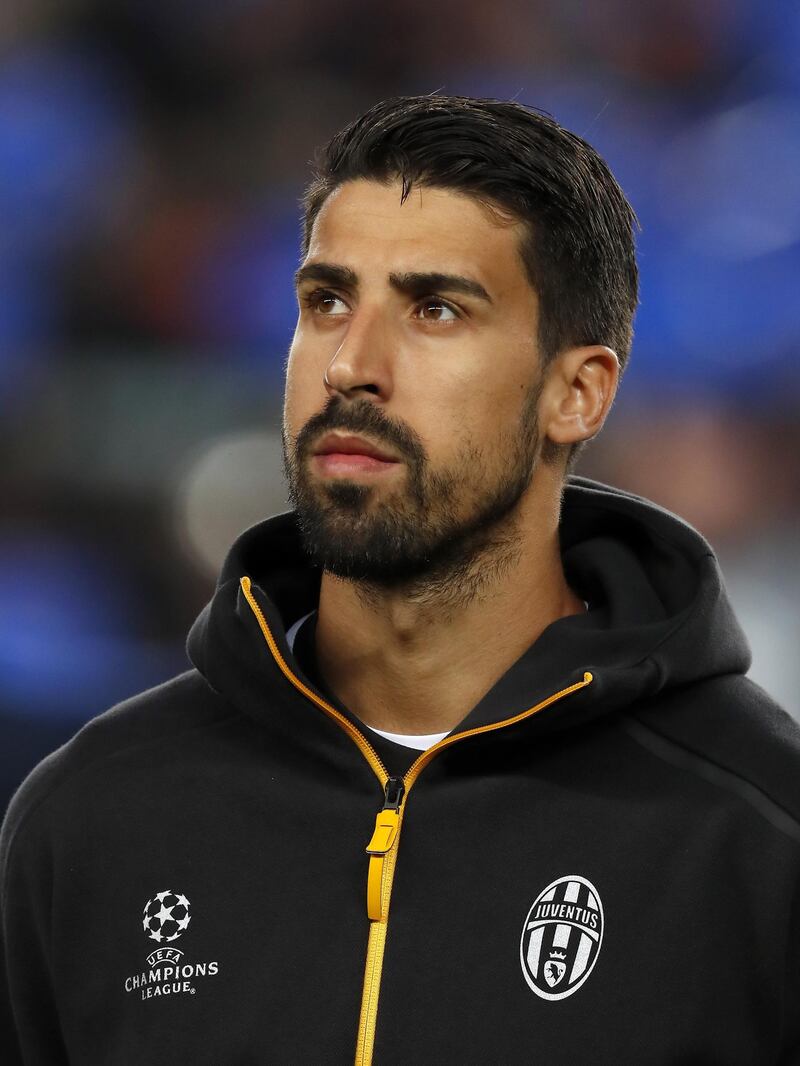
left=2, top=475, right=800, bottom=1064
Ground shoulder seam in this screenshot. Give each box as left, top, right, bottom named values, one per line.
left=1, top=704, right=244, bottom=903
left=620, top=714, right=800, bottom=848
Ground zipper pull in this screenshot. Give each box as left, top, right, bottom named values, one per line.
left=365, top=776, right=405, bottom=921
left=365, top=776, right=405, bottom=855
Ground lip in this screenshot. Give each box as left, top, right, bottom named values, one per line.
left=313, top=433, right=399, bottom=463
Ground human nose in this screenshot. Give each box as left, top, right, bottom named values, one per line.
left=323, top=304, right=394, bottom=400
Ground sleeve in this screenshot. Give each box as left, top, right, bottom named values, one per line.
left=779, top=883, right=800, bottom=1064
left=0, top=922, right=24, bottom=1066
left=1, top=795, right=69, bottom=1065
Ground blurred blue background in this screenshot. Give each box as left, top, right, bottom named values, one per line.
left=2, top=0, right=799, bottom=812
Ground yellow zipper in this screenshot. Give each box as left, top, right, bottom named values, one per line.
left=239, top=576, right=389, bottom=789
left=239, top=575, right=593, bottom=1066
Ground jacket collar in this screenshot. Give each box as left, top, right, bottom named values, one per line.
left=187, top=475, right=751, bottom=740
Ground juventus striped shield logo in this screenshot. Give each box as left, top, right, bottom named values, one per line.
left=520, top=875, right=604, bottom=1000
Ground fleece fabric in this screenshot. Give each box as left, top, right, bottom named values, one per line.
left=2, top=475, right=800, bottom=1065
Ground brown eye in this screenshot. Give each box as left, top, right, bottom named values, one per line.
left=303, top=290, right=349, bottom=315
left=418, top=299, right=458, bottom=322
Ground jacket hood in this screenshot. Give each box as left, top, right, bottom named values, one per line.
left=187, top=475, right=751, bottom=739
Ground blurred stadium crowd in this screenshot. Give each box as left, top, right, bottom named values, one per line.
left=2, top=0, right=799, bottom=810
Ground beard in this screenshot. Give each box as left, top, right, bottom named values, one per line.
left=282, top=379, right=544, bottom=597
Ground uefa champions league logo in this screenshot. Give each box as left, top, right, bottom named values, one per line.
left=124, top=888, right=219, bottom=1000
left=142, top=889, right=192, bottom=944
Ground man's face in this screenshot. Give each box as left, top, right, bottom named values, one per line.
left=283, top=178, right=548, bottom=586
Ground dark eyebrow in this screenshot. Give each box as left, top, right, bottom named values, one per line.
left=294, top=262, right=492, bottom=305
left=294, top=262, right=358, bottom=290
left=389, top=271, right=493, bottom=305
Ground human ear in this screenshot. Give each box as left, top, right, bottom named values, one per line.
left=542, top=346, right=620, bottom=447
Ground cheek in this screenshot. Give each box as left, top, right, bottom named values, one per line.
left=414, top=406, right=484, bottom=470
left=437, top=399, right=525, bottom=471
left=284, top=347, right=324, bottom=435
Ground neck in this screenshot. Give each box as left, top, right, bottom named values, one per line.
left=314, top=467, right=585, bottom=736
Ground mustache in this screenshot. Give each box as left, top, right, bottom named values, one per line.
left=293, top=398, right=425, bottom=466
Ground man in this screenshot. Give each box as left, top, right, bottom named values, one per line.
left=2, top=95, right=799, bottom=1064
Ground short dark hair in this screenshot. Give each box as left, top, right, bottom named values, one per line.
left=301, top=94, right=639, bottom=471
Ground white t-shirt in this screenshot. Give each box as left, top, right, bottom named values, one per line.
left=365, top=725, right=449, bottom=751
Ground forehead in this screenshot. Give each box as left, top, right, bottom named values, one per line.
left=305, top=179, right=531, bottom=296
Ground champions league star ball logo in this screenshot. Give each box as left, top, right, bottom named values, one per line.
left=125, top=888, right=219, bottom=1001
left=520, top=875, right=604, bottom=1001
left=142, top=890, right=192, bottom=944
